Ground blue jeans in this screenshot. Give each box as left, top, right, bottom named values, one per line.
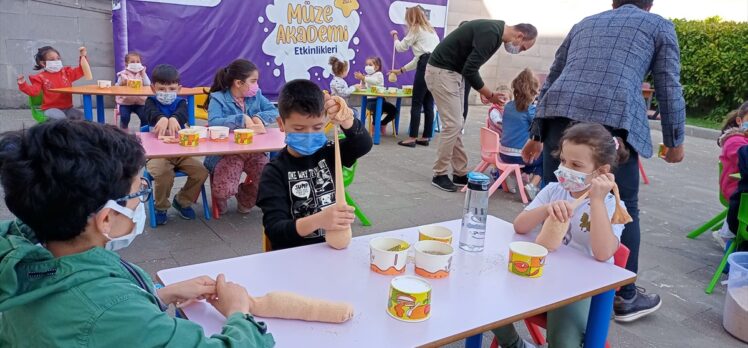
left=540, top=117, right=640, bottom=299
left=119, top=104, right=146, bottom=129
left=500, top=153, right=543, bottom=176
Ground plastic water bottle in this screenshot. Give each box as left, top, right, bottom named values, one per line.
left=459, top=172, right=490, bottom=252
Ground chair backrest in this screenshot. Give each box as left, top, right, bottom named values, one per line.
left=140, top=125, right=150, bottom=132
left=28, top=92, right=47, bottom=123
left=613, top=244, right=631, bottom=269
left=736, top=193, right=748, bottom=240
left=480, top=127, right=501, bottom=162
left=343, top=161, right=358, bottom=187
left=194, top=87, right=210, bottom=120
left=719, top=162, right=729, bottom=206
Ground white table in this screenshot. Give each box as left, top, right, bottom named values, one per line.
left=157, top=216, right=635, bottom=347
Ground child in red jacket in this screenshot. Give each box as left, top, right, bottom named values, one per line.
left=17, top=46, right=86, bottom=120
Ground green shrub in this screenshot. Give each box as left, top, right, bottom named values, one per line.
left=671, top=17, right=748, bottom=120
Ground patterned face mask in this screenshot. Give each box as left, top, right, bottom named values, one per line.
left=554, top=165, right=592, bottom=192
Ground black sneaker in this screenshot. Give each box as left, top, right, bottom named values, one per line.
left=614, top=286, right=662, bottom=322
left=432, top=175, right=457, bottom=192
left=452, top=174, right=468, bottom=187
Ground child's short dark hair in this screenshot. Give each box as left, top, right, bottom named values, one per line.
left=367, top=56, right=383, bottom=71
left=34, top=46, right=60, bottom=70
left=0, top=121, right=145, bottom=243
left=556, top=123, right=630, bottom=170
left=278, top=79, right=324, bottom=120
left=151, top=64, right=180, bottom=85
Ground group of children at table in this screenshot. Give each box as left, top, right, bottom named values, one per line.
left=7, top=43, right=632, bottom=347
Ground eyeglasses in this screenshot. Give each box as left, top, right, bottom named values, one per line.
left=114, top=177, right=152, bottom=204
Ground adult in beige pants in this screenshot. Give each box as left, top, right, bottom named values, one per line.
left=426, top=19, right=537, bottom=192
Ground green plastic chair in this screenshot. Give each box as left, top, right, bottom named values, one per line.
left=687, top=162, right=728, bottom=239
left=336, top=130, right=371, bottom=227
left=343, top=162, right=371, bottom=226
left=28, top=92, right=47, bottom=124
left=706, top=193, right=748, bottom=293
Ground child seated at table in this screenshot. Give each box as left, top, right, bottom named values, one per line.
left=0, top=120, right=274, bottom=347
left=16, top=45, right=87, bottom=120
left=492, top=123, right=627, bottom=348
left=204, top=59, right=277, bottom=215
left=257, top=79, right=372, bottom=251
left=329, top=56, right=356, bottom=98
left=116, top=51, right=151, bottom=129
left=143, top=64, right=208, bottom=224
left=353, top=56, right=398, bottom=135
left=495, top=69, right=542, bottom=199
left=719, top=102, right=748, bottom=248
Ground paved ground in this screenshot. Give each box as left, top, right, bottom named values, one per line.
left=0, top=106, right=742, bottom=347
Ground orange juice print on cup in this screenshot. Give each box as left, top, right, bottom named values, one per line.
left=178, top=129, right=199, bottom=147
left=387, top=276, right=432, bottom=322
left=508, top=241, right=548, bottom=278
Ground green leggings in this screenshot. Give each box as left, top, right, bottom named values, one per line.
left=491, top=298, right=591, bottom=348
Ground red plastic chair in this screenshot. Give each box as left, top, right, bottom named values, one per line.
left=639, top=159, right=650, bottom=185
left=490, top=245, right=630, bottom=348
left=462, top=127, right=528, bottom=203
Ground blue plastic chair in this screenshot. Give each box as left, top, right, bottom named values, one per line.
left=140, top=126, right=211, bottom=228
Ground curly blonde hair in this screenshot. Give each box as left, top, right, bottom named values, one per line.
left=511, top=68, right=539, bottom=112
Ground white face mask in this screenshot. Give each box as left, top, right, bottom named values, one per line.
left=45, top=60, right=63, bottom=73
left=504, top=41, right=521, bottom=55
left=102, top=200, right=146, bottom=251
left=127, top=63, right=144, bottom=72
left=554, top=165, right=592, bottom=192
left=156, top=91, right=177, bottom=105
left=364, top=65, right=376, bottom=75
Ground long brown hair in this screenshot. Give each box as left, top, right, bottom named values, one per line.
left=405, top=6, right=435, bottom=34
left=511, top=68, right=539, bottom=112
left=556, top=123, right=630, bottom=170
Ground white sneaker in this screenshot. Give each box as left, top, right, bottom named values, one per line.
left=712, top=230, right=732, bottom=251
left=524, top=183, right=539, bottom=200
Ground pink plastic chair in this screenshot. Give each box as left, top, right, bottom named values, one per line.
left=490, top=245, right=630, bottom=348
left=462, top=127, right=528, bottom=203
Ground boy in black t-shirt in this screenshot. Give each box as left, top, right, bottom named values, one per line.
left=257, top=79, right=372, bottom=250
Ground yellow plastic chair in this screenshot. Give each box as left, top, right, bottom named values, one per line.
left=194, top=87, right=210, bottom=120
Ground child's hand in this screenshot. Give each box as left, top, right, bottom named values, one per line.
left=167, top=117, right=182, bottom=134
left=79, top=46, right=87, bottom=57
left=546, top=200, right=574, bottom=223
left=207, top=274, right=252, bottom=317
left=16, top=74, right=25, bottom=85
left=153, top=117, right=169, bottom=136
left=589, top=173, right=615, bottom=202
left=389, top=69, right=402, bottom=76
left=353, top=72, right=364, bottom=80
left=159, top=275, right=216, bottom=306
left=248, top=116, right=266, bottom=134
left=318, top=204, right=355, bottom=231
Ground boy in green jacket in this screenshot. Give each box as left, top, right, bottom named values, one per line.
left=0, top=120, right=274, bottom=347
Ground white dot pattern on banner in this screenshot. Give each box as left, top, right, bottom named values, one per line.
left=273, top=69, right=280, bottom=77
left=258, top=16, right=264, bottom=23
left=264, top=27, right=269, bottom=33
left=266, top=62, right=270, bottom=66
left=353, top=37, right=359, bottom=45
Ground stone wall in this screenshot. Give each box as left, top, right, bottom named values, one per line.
left=0, top=0, right=113, bottom=108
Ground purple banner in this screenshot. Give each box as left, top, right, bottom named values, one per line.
left=112, top=0, right=449, bottom=99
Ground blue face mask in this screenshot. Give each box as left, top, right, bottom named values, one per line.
left=285, top=132, right=327, bottom=156
left=741, top=122, right=748, bottom=131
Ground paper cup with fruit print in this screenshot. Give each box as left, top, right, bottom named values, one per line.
left=414, top=240, right=454, bottom=279
left=508, top=241, right=548, bottom=278
left=387, top=275, right=432, bottom=322
left=178, top=129, right=200, bottom=147
left=369, top=237, right=409, bottom=275
left=234, top=128, right=254, bottom=145
left=418, top=225, right=453, bottom=244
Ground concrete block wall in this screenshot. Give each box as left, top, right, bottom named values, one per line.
left=0, top=0, right=114, bottom=109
